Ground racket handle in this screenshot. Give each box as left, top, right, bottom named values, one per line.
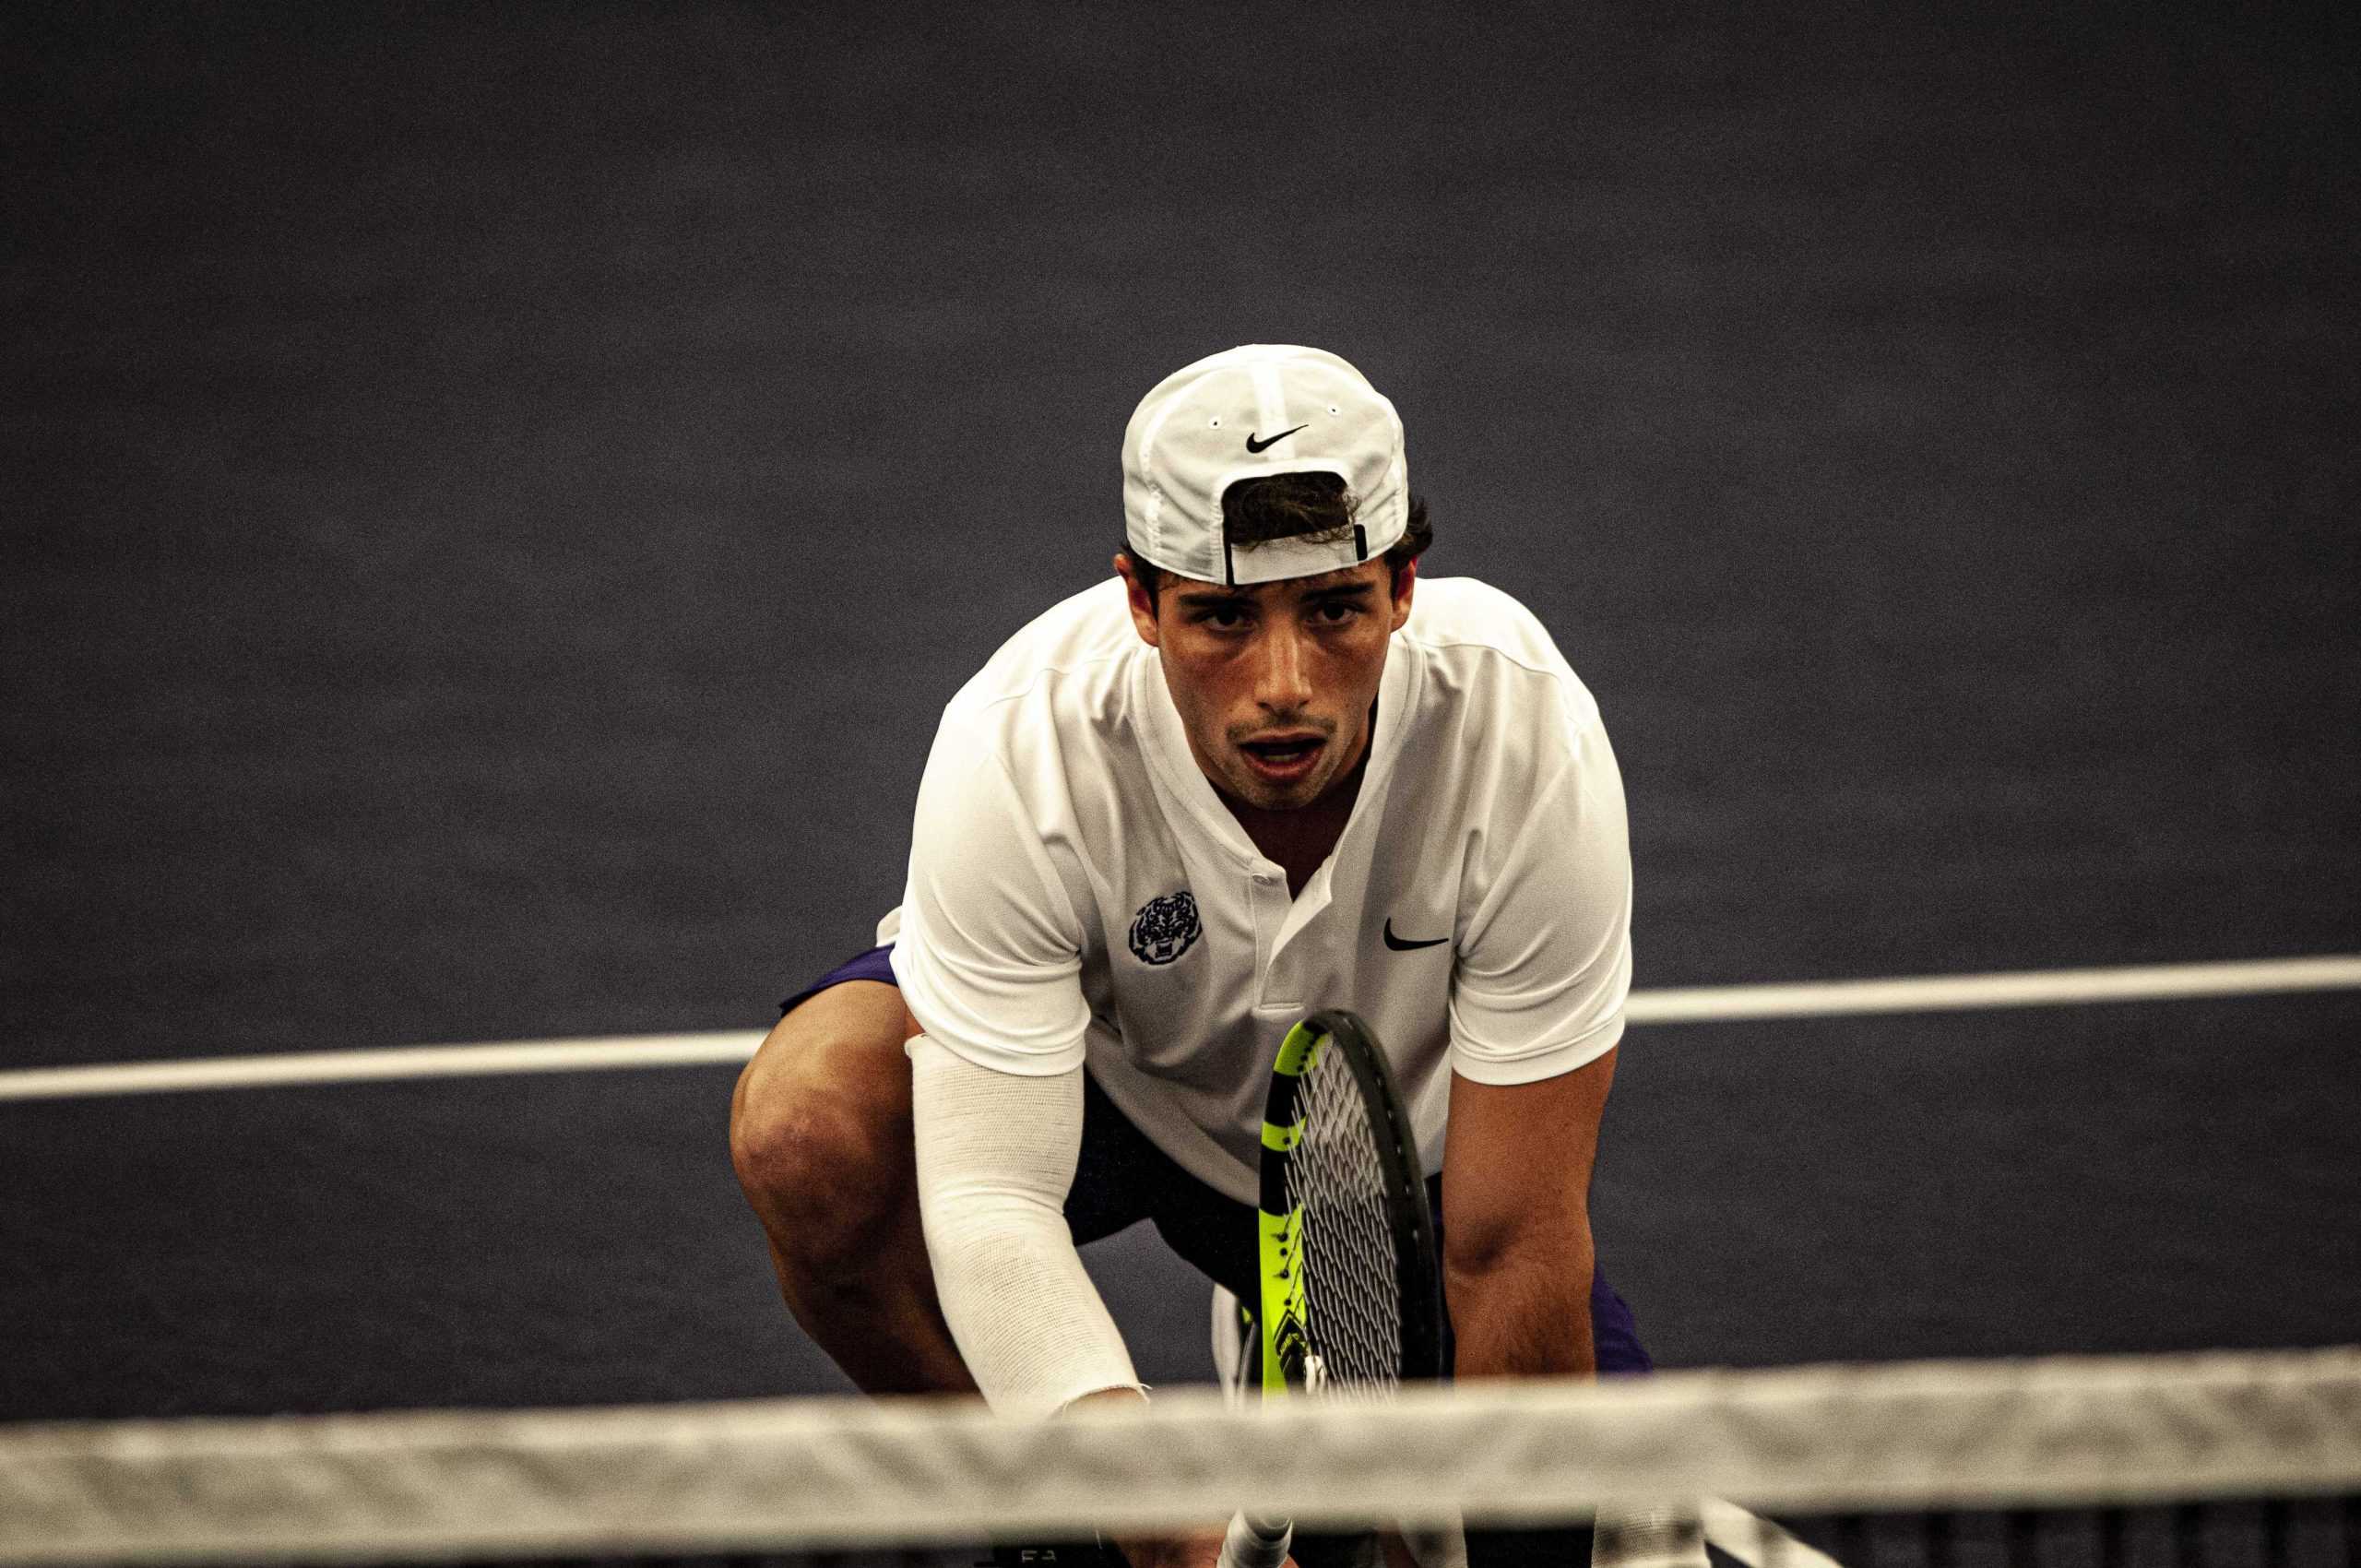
left=1216, top=1510, right=1294, bottom=1568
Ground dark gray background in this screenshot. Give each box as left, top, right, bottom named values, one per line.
left=6, top=4, right=2357, bottom=1421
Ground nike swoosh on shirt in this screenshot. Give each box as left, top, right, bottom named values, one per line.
left=1245, top=424, right=1308, bottom=454
left=1382, top=919, right=1449, bottom=952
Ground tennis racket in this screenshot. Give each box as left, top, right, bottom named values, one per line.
left=1219, top=1009, right=1444, bottom=1568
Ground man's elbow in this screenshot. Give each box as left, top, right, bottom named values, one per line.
left=1442, top=1197, right=1594, bottom=1290
left=1442, top=1200, right=1599, bottom=1381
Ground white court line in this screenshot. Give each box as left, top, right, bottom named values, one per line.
left=1624, top=953, right=2361, bottom=1023
left=1702, top=1497, right=1843, bottom=1568
left=2, top=954, right=2355, bottom=1103
left=0, top=1034, right=768, bottom=1102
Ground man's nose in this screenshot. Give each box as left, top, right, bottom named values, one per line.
left=1253, top=623, right=1315, bottom=712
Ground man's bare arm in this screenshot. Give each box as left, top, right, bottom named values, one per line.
left=1440, top=1045, right=1618, bottom=1379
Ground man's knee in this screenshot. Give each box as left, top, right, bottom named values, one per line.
left=730, top=1086, right=901, bottom=1244
left=730, top=982, right=922, bottom=1271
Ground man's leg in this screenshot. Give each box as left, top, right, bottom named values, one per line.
left=728, top=976, right=976, bottom=1396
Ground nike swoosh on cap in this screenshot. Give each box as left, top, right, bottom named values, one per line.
left=1382, top=919, right=1449, bottom=952
left=1244, top=423, right=1308, bottom=454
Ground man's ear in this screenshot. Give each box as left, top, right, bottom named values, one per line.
left=1113, top=552, right=1161, bottom=647
left=1388, top=557, right=1418, bottom=633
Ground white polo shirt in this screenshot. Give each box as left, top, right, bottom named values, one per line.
left=887, top=574, right=1631, bottom=1206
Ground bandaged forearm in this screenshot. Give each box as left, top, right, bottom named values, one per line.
left=908, top=1035, right=1143, bottom=1419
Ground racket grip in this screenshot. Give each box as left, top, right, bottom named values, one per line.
left=1216, top=1510, right=1293, bottom=1568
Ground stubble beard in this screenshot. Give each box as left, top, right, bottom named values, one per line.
left=1221, top=716, right=1347, bottom=812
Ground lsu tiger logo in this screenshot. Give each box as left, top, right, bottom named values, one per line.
left=1127, top=890, right=1202, bottom=966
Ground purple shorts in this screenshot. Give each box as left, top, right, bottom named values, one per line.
left=783, top=944, right=1653, bottom=1375
left=779, top=942, right=902, bottom=1017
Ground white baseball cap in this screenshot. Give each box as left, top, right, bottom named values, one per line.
left=1121, top=344, right=1409, bottom=588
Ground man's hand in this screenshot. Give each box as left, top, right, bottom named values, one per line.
left=1103, top=1526, right=1236, bottom=1568
left=1065, top=1388, right=1249, bottom=1568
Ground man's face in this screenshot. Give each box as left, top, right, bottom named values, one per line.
left=1118, top=552, right=1416, bottom=813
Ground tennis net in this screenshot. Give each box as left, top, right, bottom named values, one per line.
left=4, top=1347, right=2355, bottom=1566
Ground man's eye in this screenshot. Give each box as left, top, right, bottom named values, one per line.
left=1200, top=607, right=1248, bottom=629
left=1314, top=601, right=1360, bottom=624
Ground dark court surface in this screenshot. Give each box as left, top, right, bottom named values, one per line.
left=6, top=6, right=2357, bottom=1420
left=6, top=992, right=2357, bottom=1420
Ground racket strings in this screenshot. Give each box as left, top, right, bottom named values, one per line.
left=1285, top=1051, right=1407, bottom=1397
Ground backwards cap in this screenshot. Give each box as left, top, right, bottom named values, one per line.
left=1121, top=344, right=1408, bottom=588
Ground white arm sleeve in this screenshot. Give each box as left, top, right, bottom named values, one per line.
left=908, top=1034, right=1143, bottom=1420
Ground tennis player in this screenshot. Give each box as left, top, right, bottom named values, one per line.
left=732, top=345, right=1648, bottom=1567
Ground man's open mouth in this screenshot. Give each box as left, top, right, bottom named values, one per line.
left=1240, top=735, right=1324, bottom=781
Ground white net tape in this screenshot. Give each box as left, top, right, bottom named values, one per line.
left=2, top=1348, right=2356, bottom=1564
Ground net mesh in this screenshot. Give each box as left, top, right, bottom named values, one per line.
left=3, top=1348, right=2355, bottom=1567
left=1286, top=1047, right=1408, bottom=1397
